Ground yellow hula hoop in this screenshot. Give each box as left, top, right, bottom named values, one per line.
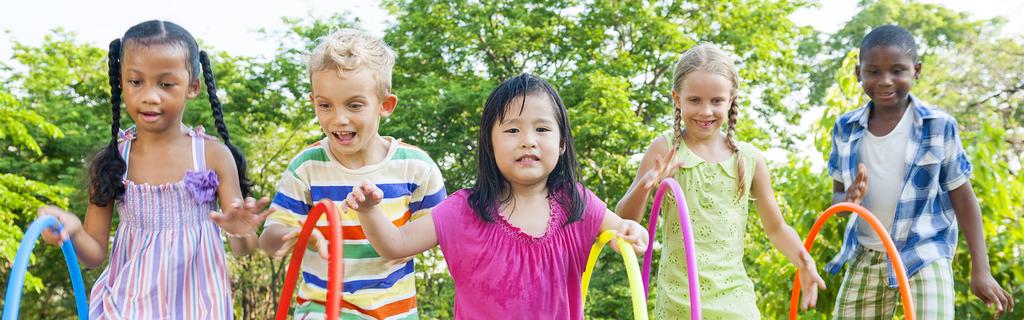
left=581, top=230, right=649, bottom=320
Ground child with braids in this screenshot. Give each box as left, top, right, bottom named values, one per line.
left=37, top=20, right=271, bottom=318
left=615, top=43, right=826, bottom=319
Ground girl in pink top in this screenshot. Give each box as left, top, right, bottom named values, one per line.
left=347, top=73, right=648, bottom=319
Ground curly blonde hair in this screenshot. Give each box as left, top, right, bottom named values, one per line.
left=307, top=29, right=395, bottom=99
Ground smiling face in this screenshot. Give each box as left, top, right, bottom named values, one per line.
left=857, top=45, right=920, bottom=111
left=672, top=70, right=734, bottom=141
left=310, top=68, right=397, bottom=166
left=120, top=43, right=198, bottom=133
left=490, top=93, right=563, bottom=190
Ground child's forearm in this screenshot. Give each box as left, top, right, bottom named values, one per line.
left=766, top=223, right=813, bottom=270
left=72, top=231, right=108, bottom=269
left=615, top=182, right=654, bottom=222
left=949, top=183, right=992, bottom=274
left=355, top=208, right=410, bottom=260
left=259, top=224, right=292, bottom=255
left=227, top=234, right=258, bottom=256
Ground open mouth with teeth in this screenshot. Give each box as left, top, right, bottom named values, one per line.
left=516, top=154, right=540, bottom=165
left=694, top=119, right=716, bottom=128
left=330, top=130, right=356, bottom=144
left=139, top=111, right=163, bottom=123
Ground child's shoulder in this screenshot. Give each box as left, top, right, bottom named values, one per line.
left=282, top=140, right=332, bottom=172
left=912, top=98, right=957, bottom=123
left=434, top=189, right=472, bottom=217
left=389, top=139, right=438, bottom=165
left=290, top=140, right=330, bottom=162
left=733, top=140, right=763, bottom=160
left=836, top=104, right=870, bottom=129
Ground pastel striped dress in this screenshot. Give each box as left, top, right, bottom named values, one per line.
left=89, top=126, right=233, bottom=319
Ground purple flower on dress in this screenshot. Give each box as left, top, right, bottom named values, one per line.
left=184, top=170, right=219, bottom=203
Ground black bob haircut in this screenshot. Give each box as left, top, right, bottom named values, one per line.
left=467, top=73, right=588, bottom=225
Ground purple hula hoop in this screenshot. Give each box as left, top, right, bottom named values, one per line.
left=640, top=178, right=701, bottom=319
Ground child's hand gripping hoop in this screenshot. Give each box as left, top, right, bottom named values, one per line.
left=788, top=202, right=914, bottom=320
left=581, top=230, right=649, bottom=320
left=640, top=178, right=701, bottom=319
left=2, top=215, right=88, bottom=320
left=276, top=200, right=344, bottom=320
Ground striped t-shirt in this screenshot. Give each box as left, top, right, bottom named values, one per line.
left=266, top=137, right=446, bottom=319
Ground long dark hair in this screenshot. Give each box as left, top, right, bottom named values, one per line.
left=467, top=73, right=586, bottom=224
left=90, top=20, right=251, bottom=206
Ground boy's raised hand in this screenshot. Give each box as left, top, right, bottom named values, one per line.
left=610, top=219, right=649, bottom=256
left=343, top=181, right=384, bottom=213
left=845, top=163, right=868, bottom=204
left=641, top=151, right=682, bottom=190
left=971, top=271, right=1014, bottom=318
left=37, top=206, right=82, bottom=245
left=210, top=197, right=273, bottom=236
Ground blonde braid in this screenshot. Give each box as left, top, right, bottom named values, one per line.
left=673, top=106, right=683, bottom=152
left=725, top=100, right=746, bottom=201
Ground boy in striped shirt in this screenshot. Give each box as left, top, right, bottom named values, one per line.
left=259, top=29, right=446, bottom=320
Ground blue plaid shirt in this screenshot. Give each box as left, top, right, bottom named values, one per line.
left=826, top=94, right=972, bottom=287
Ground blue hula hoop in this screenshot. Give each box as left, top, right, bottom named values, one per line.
left=2, top=215, right=88, bottom=319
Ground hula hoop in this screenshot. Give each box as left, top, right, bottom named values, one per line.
left=581, top=230, right=649, bottom=320
left=640, top=178, right=701, bottom=319
left=2, top=215, right=88, bottom=320
left=275, top=200, right=344, bottom=320
left=788, top=202, right=914, bottom=320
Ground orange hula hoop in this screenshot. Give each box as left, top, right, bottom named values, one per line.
left=275, top=200, right=344, bottom=320
left=788, top=202, right=915, bottom=320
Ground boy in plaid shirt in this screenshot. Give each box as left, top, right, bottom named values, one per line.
left=827, top=24, right=1014, bottom=319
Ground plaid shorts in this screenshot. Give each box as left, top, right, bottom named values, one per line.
left=833, top=248, right=954, bottom=319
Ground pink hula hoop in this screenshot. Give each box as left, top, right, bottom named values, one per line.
left=641, top=178, right=701, bottom=319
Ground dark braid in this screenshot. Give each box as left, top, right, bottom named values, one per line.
left=89, top=39, right=128, bottom=206
left=724, top=100, right=746, bottom=201
left=200, top=51, right=251, bottom=197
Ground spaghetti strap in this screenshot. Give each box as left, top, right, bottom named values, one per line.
left=118, top=127, right=136, bottom=181
left=190, top=127, right=206, bottom=171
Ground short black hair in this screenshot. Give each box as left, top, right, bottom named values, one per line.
left=859, top=24, right=918, bottom=63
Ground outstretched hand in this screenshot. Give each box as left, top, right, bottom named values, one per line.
left=640, top=151, right=683, bottom=190
left=342, top=182, right=384, bottom=213
left=210, top=197, right=272, bottom=236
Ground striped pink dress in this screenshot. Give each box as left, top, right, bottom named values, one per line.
left=89, top=126, right=233, bottom=319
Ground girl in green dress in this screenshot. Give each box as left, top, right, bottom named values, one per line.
left=615, top=43, right=826, bottom=319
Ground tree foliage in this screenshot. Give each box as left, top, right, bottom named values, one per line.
left=1, top=1, right=1020, bottom=318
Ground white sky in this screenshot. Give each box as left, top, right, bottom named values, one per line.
left=1, top=0, right=1021, bottom=62
left=0, top=0, right=391, bottom=60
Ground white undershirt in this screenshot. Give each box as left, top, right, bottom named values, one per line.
left=856, top=107, right=913, bottom=251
